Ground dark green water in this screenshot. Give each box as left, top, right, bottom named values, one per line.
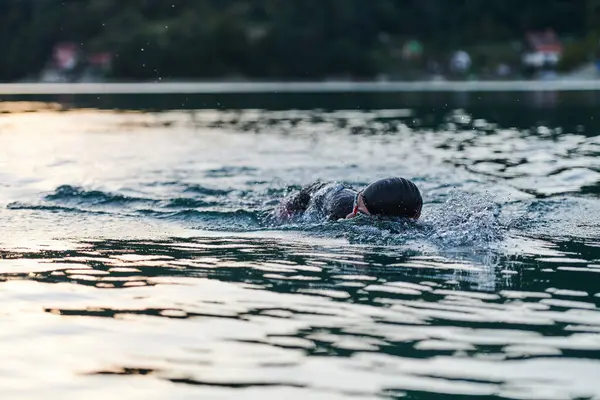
left=0, top=91, right=599, bottom=399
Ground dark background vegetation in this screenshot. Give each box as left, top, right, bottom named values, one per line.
left=2, top=0, right=600, bottom=81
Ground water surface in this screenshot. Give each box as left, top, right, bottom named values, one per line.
left=0, top=92, right=599, bottom=399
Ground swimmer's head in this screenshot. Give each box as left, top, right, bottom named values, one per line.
left=360, top=177, right=422, bottom=219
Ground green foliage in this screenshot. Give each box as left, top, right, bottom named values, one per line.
left=558, top=33, right=600, bottom=72
left=0, top=0, right=597, bottom=81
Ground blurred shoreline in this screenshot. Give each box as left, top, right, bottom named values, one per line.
left=2, top=79, right=600, bottom=95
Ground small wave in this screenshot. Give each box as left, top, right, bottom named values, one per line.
left=182, top=184, right=232, bottom=196
left=6, top=202, right=110, bottom=214
left=140, top=208, right=263, bottom=228
left=45, top=185, right=152, bottom=206
left=508, top=196, right=600, bottom=240
left=204, top=166, right=258, bottom=178
left=162, top=198, right=218, bottom=208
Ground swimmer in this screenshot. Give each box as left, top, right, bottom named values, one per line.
left=275, top=177, right=422, bottom=222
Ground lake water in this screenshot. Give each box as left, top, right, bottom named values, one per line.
left=1, top=90, right=600, bottom=399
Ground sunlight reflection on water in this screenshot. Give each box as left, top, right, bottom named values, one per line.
left=0, top=97, right=599, bottom=399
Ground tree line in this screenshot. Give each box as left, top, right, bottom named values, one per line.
left=1, top=0, right=599, bottom=81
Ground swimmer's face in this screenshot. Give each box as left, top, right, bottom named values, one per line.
left=345, top=191, right=371, bottom=219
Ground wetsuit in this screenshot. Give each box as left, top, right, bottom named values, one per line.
left=277, top=182, right=356, bottom=221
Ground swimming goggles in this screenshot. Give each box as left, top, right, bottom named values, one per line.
left=349, top=190, right=366, bottom=218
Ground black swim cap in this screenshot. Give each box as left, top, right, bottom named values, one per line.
left=362, top=177, right=422, bottom=218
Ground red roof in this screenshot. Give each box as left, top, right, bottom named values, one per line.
left=88, top=52, right=113, bottom=66
left=525, top=30, right=562, bottom=53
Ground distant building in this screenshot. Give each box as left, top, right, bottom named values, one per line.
left=80, top=52, right=113, bottom=82
left=40, top=42, right=80, bottom=82
left=522, top=29, right=563, bottom=69
left=88, top=52, right=112, bottom=69
left=53, top=42, right=79, bottom=71
left=40, top=43, right=113, bottom=82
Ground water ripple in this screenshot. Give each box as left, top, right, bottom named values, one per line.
left=1, top=102, right=600, bottom=399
